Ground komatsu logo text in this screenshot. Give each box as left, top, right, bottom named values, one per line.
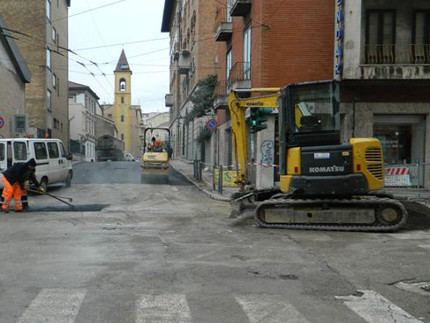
left=246, top=102, right=264, bottom=107
left=309, top=165, right=345, bottom=173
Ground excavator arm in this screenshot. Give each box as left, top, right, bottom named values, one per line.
left=227, top=88, right=280, bottom=190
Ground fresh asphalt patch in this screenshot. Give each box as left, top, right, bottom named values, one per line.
left=25, top=204, right=108, bottom=212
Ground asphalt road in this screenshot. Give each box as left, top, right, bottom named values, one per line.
left=0, top=161, right=428, bottom=323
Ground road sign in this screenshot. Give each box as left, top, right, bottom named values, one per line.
left=206, top=119, right=218, bottom=132
left=0, top=117, right=4, bottom=129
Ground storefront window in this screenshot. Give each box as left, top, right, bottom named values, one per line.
left=374, top=124, right=411, bottom=164
left=374, top=115, right=425, bottom=165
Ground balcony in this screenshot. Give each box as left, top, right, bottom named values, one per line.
left=229, top=0, right=252, bottom=17
left=214, top=7, right=232, bottom=42
left=227, top=61, right=251, bottom=89
left=165, top=94, right=174, bottom=107
left=213, top=81, right=228, bottom=110
left=177, top=50, right=191, bottom=74
left=361, top=44, right=430, bottom=79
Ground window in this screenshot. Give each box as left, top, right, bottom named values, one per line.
left=365, top=10, right=396, bottom=64
left=0, top=143, right=4, bottom=161
left=121, top=115, right=125, bottom=122
left=34, top=142, right=48, bottom=160
left=413, top=11, right=430, bottom=64
left=121, top=96, right=124, bottom=104
left=226, top=1, right=232, bottom=23
left=119, top=79, right=126, bottom=91
left=47, top=90, right=52, bottom=110
left=53, top=73, right=57, bottom=88
left=243, top=24, right=252, bottom=79
left=52, top=26, right=56, bottom=43
left=226, top=49, right=232, bottom=79
left=46, top=0, right=51, bottom=20
left=13, top=142, right=27, bottom=160
left=48, top=142, right=59, bottom=158
left=46, top=49, right=51, bottom=69
left=121, top=133, right=124, bottom=140
left=60, top=142, right=67, bottom=158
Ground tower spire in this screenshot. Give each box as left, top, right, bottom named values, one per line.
left=115, top=49, right=130, bottom=72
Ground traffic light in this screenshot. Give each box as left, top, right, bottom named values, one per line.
left=249, top=108, right=272, bottom=133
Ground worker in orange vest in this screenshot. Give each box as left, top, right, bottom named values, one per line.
left=1, top=158, right=45, bottom=213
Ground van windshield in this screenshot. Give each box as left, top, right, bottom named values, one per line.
left=13, top=142, right=27, bottom=160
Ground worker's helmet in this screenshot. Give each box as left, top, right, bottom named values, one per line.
left=154, top=140, right=162, bottom=146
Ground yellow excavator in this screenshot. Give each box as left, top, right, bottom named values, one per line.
left=229, top=80, right=407, bottom=231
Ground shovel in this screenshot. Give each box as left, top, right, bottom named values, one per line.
left=27, top=189, right=74, bottom=208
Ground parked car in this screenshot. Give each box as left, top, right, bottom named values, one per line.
left=0, top=138, right=73, bottom=190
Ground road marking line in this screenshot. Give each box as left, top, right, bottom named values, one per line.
left=136, top=294, right=192, bottom=323
left=16, top=288, right=87, bottom=323
left=235, top=294, right=311, bottom=323
left=335, top=290, right=423, bottom=323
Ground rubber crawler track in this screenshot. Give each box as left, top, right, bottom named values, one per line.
left=254, top=196, right=408, bottom=232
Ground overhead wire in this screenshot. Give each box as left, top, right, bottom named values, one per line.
left=52, top=0, right=130, bottom=22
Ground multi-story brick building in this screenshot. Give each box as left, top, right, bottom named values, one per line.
left=0, top=0, right=71, bottom=147
left=0, top=13, right=31, bottom=138
left=162, top=0, right=218, bottom=161
left=213, top=0, right=335, bottom=187
left=164, top=0, right=430, bottom=188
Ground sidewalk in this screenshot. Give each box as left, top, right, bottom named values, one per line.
left=170, top=158, right=430, bottom=213
left=170, top=158, right=234, bottom=202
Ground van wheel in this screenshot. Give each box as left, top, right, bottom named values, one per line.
left=65, top=172, right=72, bottom=188
left=40, top=177, right=48, bottom=191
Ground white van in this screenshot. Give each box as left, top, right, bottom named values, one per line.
left=0, top=138, right=73, bottom=189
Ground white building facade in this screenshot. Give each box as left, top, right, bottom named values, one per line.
left=68, top=81, right=98, bottom=162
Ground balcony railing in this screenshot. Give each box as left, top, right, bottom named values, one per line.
left=214, top=80, right=228, bottom=97
left=228, top=0, right=252, bottom=17
left=213, top=81, right=228, bottom=109
left=214, top=7, right=232, bottom=42
left=365, top=44, right=430, bottom=65
left=228, top=61, right=251, bottom=88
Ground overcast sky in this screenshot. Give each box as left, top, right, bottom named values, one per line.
left=68, top=0, right=170, bottom=113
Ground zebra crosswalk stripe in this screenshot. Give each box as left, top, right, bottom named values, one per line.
left=235, top=294, right=311, bottom=323
left=335, top=290, right=423, bottom=323
left=136, top=293, right=192, bottom=323
left=16, top=288, right=87, bottom=323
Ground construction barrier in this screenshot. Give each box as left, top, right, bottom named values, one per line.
left=213, top=167, right=240, bottom=188
left=385, top=166, right=412, bottom=187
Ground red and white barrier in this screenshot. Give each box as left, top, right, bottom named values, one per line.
left=385, top=166, right=412, bottom=187
left=248, top=162, right=279, bottom=168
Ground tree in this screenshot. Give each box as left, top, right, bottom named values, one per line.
left=185, top=74, right=217, bottom=124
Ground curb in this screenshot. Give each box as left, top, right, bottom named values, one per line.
left=171, top=165, right=231, bottom=202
